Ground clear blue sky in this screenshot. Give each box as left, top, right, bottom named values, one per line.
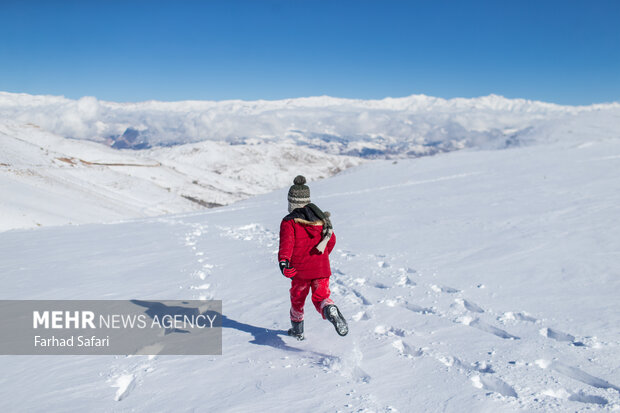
left=1, top=0, right=618, bottom=105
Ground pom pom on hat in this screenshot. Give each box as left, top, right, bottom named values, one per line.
left=288, top=175, right=311, bottom=212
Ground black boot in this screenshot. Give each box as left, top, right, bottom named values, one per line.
left=323, top=305, right=348, bottom=336
left=287, top=320, right=304, bottom=341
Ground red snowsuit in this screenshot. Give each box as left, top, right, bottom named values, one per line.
left=279, top=210, right=336, bottom=322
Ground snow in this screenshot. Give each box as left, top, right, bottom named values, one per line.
left=2, top=91, right=619, bottom=232
left=0, top=121, right=361, bottom=231
left=2, top=91, right=619, bottom=157
left=1, top=123, right=619, bottom=411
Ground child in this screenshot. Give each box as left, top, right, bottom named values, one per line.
left=278, top=175, right=348, bottom=340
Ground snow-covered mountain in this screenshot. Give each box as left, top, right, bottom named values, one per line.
left=2, top=91, right=619, bottom=157
left=1, top=125, right=619, bottom=411
left=0, top=121, right=361, bottom=231
left=1, top=91, right=619, bottom=232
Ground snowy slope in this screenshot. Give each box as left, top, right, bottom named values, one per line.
left=0, top=121, right=361, bottom=231
left=1, top=131, right=619, bottom=411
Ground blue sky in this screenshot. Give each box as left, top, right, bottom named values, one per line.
left=1, top=0, right=618, bottom=105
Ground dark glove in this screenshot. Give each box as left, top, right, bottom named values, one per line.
left=279, top=259, right=297, bottom=278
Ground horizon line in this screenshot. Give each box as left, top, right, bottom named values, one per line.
left=1, top=90, right=619, bottom=109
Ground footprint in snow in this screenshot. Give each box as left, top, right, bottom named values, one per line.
left=190, top=283, right=211, bottom=290
left=403, top=302, right=435, bottom=315
left=374, top=325, right=407, bottom=337
left=320, top=348, right=371, bottom=384
left=540, top=327, right=586, bottom=347
left=430, top=284, right=460, bottom=294
left=183, top=224, right=207, bottom=247
left=332, top=268, right=346, bottom=276
left=379, top=297, right=404, bottom=308
left=433, top=353, right=516, bottom=400
left=338, top=249, right=357, bottom=259
left=566, top=391, right=608, bottom=405
left=192, top=270, right=207, bottom=280
left=431, top=353, right=515, bottom=399
left=190, top=283, right=214, bottom=300
left=352, top=311, right=371, bottom=321
left=455, top=298, right=484, bottom=313
left=541, top=388, right=608, bottom=406
left=459, top=316, right=520, bottom=340
left=396, top=274, right=416, bottom=287
left=498, top=311, right=538, bottom=323
left=110, top=373, right=136, bottom=401
left=437, top=355, right=495, bottom=374
left=471, top=375, right=518, bottom=398
left=219, top=223, right=277, bottom=246
left=536, top=360, right=620, bottom=392
left=392, top=339, right=423, bottom=358
left=335, top=280, right=371, bottom=306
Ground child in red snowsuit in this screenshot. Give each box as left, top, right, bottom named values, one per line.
left=278, top=176, right=348, bottom=340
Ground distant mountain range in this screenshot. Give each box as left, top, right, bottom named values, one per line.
left=1, top=91, right=618, bottom=231
left=2, top=91, right=618, bottom=157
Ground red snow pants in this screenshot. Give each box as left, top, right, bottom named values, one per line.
left=289, top=277, right=334, bottom=322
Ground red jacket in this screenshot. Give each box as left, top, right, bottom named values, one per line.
left=278, top=215, right=336, bottom=280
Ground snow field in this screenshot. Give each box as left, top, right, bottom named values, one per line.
left=1, top=132, right=619, bottom=411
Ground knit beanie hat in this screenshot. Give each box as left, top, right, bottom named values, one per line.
left=288, top=175, right=311, bottom=212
